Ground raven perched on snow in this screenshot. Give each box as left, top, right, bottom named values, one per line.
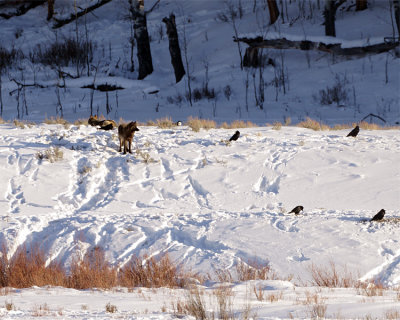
left=289, top=206, right=304, bottom=215
left=370, top=209, right=386, bottom=222
left=346, top=125, right=360, bottom=137
left=229, top=130, right=240, bottom=141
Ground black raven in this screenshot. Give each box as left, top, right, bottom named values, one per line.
left=347, top=125, right=360, bottom=137
left=289, top=206, right=304, bottom=215
left=370, top=209, right=385, bottom=222
left=229, top=130, right=240, bottom=141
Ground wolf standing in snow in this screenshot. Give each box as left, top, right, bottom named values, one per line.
left=118, top=121, right=139, bottom=154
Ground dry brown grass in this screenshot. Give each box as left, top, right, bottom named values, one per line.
left=309, top=261, right=358, bottom=288
left=181, top=285, right=207, bottom=319
left=0, top=117, right=7, bottom=124
left=36, top=146, right=64, bottom=163
left=214, top=284, right=234, bottom=320
left=236, top=259, right=278, bottom=281
left=357, top=280, right=386, bottom=297
left=0, top=245, right=199, bottom=290
left=68, top=246, right=118, bottom=290
left=0, top=245, right=66, bottom=288
left=272, top=121, right=282, bottom=130
left=220, top=120, right=258, bottom=129
left=44, top=116, right=69, bottom=125
left=187, top=117, right=217, bottom=132
left=119, top=254, right=190, bottom=288
left=156, top=117, right=175, bottom=129
left=297, top=117, right=330, bottom=131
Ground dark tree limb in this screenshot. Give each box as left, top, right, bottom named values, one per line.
left=162, top=14, right=185, bottom=83
left=0, top=0, right=46, bottom=19
left=360, top=113, right=386, bottom=123
left=52, top=0, right=112, bottom=29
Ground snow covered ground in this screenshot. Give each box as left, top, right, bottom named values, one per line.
left=0, top=122, right=399, bottom=319
left=0, top=0, right=400, bottom=318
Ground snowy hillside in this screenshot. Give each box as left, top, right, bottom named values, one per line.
left=0, top=122, right=399, bottom=318
left=0, top=0, right=399, bottom=125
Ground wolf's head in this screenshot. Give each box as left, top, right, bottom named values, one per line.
left=127, top=121, right=140, bottom=132
left=88, top=115, right=98, bottom=126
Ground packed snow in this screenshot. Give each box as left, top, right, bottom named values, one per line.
left=0, top=123, right=399, bottom=319
left=0, top=0, right=400, bottom=318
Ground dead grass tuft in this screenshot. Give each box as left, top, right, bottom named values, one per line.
left=272, top=121, right=282, bottom=130
left=44, top=116, right=69, bottom=126
left=236, top=259, right=277, bottom=281
left=187, top=117, right=217, bottom=132
left=68, top=246, right=117, bottom=289
left=36, top=146, right=64, bottom=163
left=0, top=245, right=66, bottom=288
left=309, top=261, right=358, bottom=288
left=220, top=120, right=258, bottom=129
left=156, top=117, right=175, bottom=129
left=119, top=254, right=190, bottom=288
left=297, top=117, right=330, bottom=131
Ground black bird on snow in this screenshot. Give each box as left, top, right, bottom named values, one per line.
left=289, top=205, right=304, bottom=215
left=229, top=130, right=240, bottom=142
left=370, top=209, right=386, bottom=222
left=346, top=125, right=360, bottom=137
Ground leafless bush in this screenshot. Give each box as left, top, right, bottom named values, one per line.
left=182, top=285, right=208, bottom=319
left=236, top=259, right=277, bottom=281
left=36, top=147, right=64, bottom=163
left=314, top=74, right=349, bottom=106
left=309, top=261, right=358, bottom=288
left=105, top=302, right=117, bottom=313
left=0, top=46, right=23, bottom=70
left=29, top=37, right=94, bottom=69
left=192, top=86, right=216, bottom=101
left=214, top=284, right=234, bottom=320
left=357, top=280, right=385, bottom=297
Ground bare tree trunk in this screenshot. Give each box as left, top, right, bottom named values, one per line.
left=47, top=0, right=54, bottom=20
left=356, top=0, right=367, bottom=11
left=130, top=0, right=153, bottom=80
left=323, top=0, right=346, bottom=37
left=394, top=0, right=400, bottom=38
left=162, top=14, right=185, bottom=83
left=267, top=0, right=280, bottom=24
left=324, top=0, right=336, bottom=37
left=243, top=47, right=259, bottom=67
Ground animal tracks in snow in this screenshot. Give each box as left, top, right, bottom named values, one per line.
left=0, top=124, right=399, bottom=286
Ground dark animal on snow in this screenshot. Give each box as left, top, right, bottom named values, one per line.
left=370, top=209, right=385, bottom=222
left=118, top=121, right=139, bottom=154
left=88, top=115, right=117, bottom=131
left=346, top=125, right=360, bottom=137
left=229, top=130, right=240, bottom=141
left=289, top=206, right=304, bottom=215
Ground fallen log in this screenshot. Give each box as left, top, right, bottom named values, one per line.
left=234, top=36, right=399, bottom=66
left=52, top=0, right=112, bottom=29
left=0, top=0, right=46, bottom=19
